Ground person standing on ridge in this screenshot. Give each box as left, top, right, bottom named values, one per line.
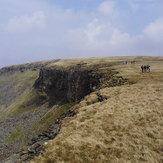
left=147, top=65, right=150, bottom=72
left=141, top=65, right=144, bottom=72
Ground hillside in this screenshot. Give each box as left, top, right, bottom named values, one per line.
left=31, top=57, right=163, bottom=163
left=0, top=57, right=162, bottom=163
left=0, top=60, right=60, bottom=161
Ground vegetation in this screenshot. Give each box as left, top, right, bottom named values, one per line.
left=0, top=70, right=39, bottom=119
left=0, top=70, right=39, bottom=104
left=30, top=102, right=75, bottom=137
left=0, top=57, right=162, bottom=162
left=5, top=129, right=24, bottom=142
left=31, top=57, right=163, bottom=163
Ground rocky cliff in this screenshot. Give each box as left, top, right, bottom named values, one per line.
left=34, top=68, right=102, bottom=106
left=34, top=62, right=127, bottom=106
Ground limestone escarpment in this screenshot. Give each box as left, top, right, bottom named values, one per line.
left=34, top=63, right=128, bottom=106
left=34, top=67, right=103, bottom=106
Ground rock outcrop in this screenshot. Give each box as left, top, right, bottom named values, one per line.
left=18, top=110, right=76, bottom=162
left=34, top=64, right=128, bottom=106
left=34, top=67, right=104, bottom=106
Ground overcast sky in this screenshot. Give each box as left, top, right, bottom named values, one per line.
left=0, top=0, right=163, bottom=67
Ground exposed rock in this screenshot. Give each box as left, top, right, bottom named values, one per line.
left=34, top=68, right=100, bottom=105
left=34, top=65, right=127, bottom=106
left=17, top=109, right=76, bottom=162
left=97, top=93, right=107, bottom=102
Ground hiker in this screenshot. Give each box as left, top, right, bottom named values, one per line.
left=141, top=65, right=144, bottom=72
left=144, top=65, right=147, bottom=72
left=124, top=61, right=127, bottom=64
left=147, top=65, right=150, bottom=72
left=141, top=65, right=151, bottom=73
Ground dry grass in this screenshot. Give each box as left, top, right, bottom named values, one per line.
left=46, top=56, right=130, bottom=69
left=46, top=56, right=163, bottom=69
left=31, top=57, right=163, bottom=163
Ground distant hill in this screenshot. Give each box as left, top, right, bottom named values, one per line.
left=0, top=56, right=162, bottom=163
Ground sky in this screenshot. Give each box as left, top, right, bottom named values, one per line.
left=0, top=0, right=163, bottom=67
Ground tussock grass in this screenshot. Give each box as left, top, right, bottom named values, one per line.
left=31, top=57, right=163, bottom=163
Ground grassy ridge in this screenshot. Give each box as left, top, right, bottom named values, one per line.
left=31, top=58, right=163, bottom=163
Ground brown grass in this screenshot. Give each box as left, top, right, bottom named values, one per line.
left=31, top=57, right=163, bottom=163
left=46, top=56, right=163, bottom=69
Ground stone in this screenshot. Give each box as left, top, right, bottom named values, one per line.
left=20, top=151, right=28, bottom=156
left=20, top=154, right=29, bottom=161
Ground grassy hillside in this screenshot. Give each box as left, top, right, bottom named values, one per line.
left=0, top=70, right=39, bottom=119
left=0, top=70, right=38, bottom=104
left=31, top=57, right=163, bottom=163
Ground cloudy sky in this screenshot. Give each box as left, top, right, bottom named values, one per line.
left=0, top=0, right=163, bottom=67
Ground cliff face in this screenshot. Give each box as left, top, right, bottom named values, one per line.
left=34, top=67, right=104, bottom=106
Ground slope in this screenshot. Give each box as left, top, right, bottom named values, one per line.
left=31, top=57, right=163, bottom=163
left=0, top=60, right=61, bottom=161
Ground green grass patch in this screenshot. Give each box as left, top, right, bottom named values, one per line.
left=0, top=111, right=7, bottom=121
left=4, top=88, right=48, bottom=118
left=5, top=129, right=24, bottom=142
left=0, top=70, right=39, bottom=103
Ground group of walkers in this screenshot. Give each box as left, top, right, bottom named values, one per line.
left=141, top=65, right=150, bottom=72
